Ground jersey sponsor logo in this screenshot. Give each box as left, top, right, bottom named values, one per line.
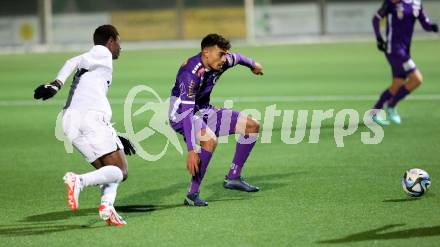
left=186, top=80, right=196, bottom=99
left=192, top=62, right=202, bottom=74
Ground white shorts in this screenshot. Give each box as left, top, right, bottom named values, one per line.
left=62, top=109, right=123, bottom=163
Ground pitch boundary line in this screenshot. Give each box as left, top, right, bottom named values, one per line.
left=1, top=94, right=440, bottom=106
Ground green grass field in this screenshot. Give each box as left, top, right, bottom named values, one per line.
left=1, top=39, right=440, bottom=246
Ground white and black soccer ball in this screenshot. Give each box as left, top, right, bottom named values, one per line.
left=402, top=168, right=431, bottom=197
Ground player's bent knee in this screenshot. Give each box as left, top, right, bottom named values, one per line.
left=116, top=164, right=128, bottom=182
left=200, top=137, right=217, bottom=152
left=410, top=71, right=423, bottom=86
left=415, top=76, right=423, bottom=86
left=113, top=165, right=127, bottom=182
left=409, top=77, right=422, bottom=91
left=247, top=119, right=260, bottom=134
left=198, top=128, right=217, bottom=152
left=103, top=165, right=124, bottom=183
left=254, top=121, right=261, bottom=133
left=198, top=129, right=217, bottom=142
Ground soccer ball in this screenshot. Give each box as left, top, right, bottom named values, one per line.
left=402, top=168, right=431, bottom=197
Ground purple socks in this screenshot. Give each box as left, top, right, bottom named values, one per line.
left=388, top=86, right=410, bottom=107
left=227, top=135, right=257, bottom=179
left=374, top=89, right=393, bottom=109
left=374, top=86, right=411, bottom=110
left=187, top=135, right=258, bottom=195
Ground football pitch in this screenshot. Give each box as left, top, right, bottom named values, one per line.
left=1, top=39, right=439, bottom=246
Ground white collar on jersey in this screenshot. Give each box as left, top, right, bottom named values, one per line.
left=90, top=45, right=112, bottom=58
left=402, top=0, right=421, bottom=4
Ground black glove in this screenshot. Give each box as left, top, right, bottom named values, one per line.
left=118, top=136, right=136, bottom=156
left=376, top=37, right=387, bottom=52
left=431, top=23, right=439, bottom=33
left=34, top=80, right=62, bottom=100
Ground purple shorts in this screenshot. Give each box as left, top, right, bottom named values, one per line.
left=170, top=107, right=240, bottom=137
left=385, top=51, right=417, bottom=79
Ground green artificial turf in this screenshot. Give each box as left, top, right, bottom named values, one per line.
left=0, top=39, right=439, bottom=246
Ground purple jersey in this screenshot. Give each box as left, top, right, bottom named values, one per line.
left=372, top=0, right=434, bottom=55
left=169, top=52, right=255, bottom=151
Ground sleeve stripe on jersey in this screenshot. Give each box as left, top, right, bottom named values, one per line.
left=387, top=13, right=393, bottom=54
left=375, top=13, right=382, bottom=19
left=181, top=100, right=195, bottom=105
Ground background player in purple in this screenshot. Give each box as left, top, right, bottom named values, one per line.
left=371, top=0, right=438, bottom=125
left=169, top=34, right=264, bottom=206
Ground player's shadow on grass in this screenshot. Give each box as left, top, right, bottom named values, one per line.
left=204, top=171, right=300, bottom=201
left=317, top=224, right=440, bottom=243
left=383, top=193, right=434, bottom=203
left=21, top=202, right=185, bottom=223
left=1, top=217, right=107, bottom=236
left=4, top=171, right=299, bottom=236
left=382, top=198, right=420, bottom=203
left=120, top=171, right=299, bottom=205
left=116, top=203, right=186, bottom=213
left=22, top=208, right=97, bottom=222
left=119, top=181, right=188, bottom=205
left=117, top=171, right=300, bottom=206
left=3, top=202, right=185, bottom=236
left=0, top=223, right=107, bottom=237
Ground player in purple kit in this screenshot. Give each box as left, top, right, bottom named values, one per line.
left=371, top=0, right=438, bottom=125
left=169, top=33, right=264, bottom=206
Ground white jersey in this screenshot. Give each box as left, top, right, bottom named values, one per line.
left=56, top=45, right=113, bottom=117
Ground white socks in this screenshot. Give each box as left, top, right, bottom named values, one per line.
left=79, top=165, right=123, bottom=188
left=101, top=183, right=119, bottom=206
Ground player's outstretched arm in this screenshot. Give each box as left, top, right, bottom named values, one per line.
left=228, top=53, right=263, bottom=75
left=34, top=55, right=81, bottom=101
left=418, top=7, right=438, bottom=33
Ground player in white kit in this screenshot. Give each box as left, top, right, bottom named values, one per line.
left=34, top=25, right=135, bottom=226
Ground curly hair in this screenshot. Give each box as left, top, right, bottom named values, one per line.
left=201, top=33, right=231, bottom=50
left=93, top=25, right=119, bottom=46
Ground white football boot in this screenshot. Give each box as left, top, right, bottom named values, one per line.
left=99, top=204, right=127, bottom=226
left=63, top=172, right=83, bottom=211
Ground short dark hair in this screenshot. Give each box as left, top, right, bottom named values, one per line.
left=201, top=33, right=231, bottom=51
left=93, top=25, right=119, bottom=46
